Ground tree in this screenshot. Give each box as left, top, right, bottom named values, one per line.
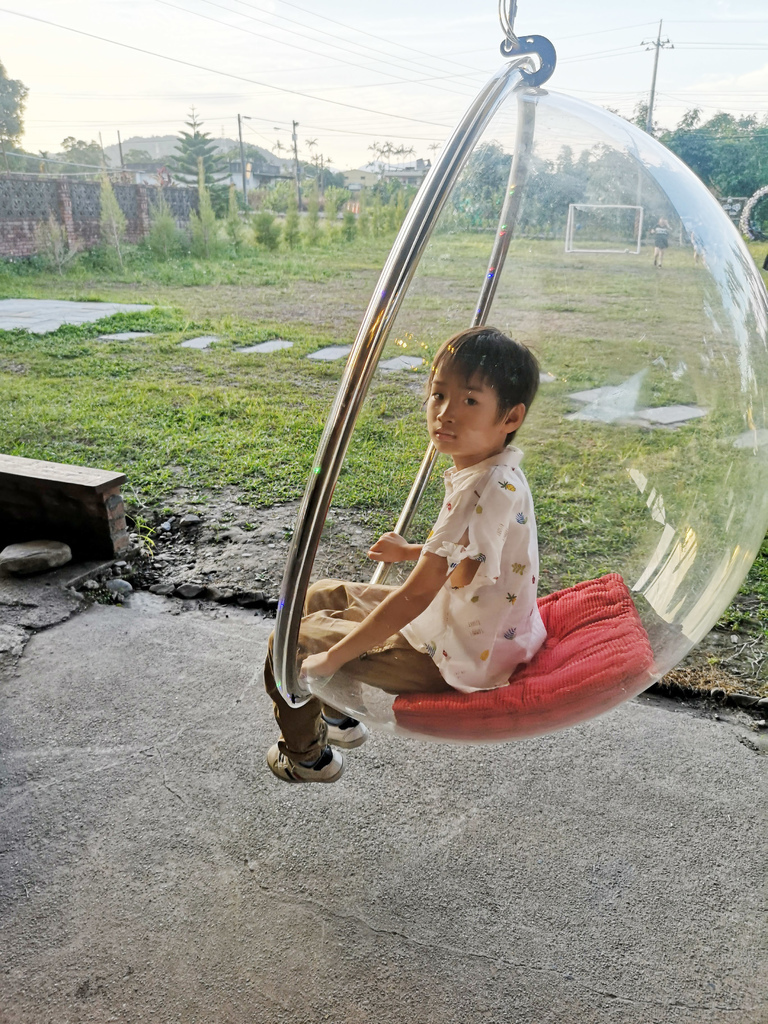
left=168, top=109, right=227, bottom=192
left=660, top=110, right=768, bottom=197
left=189, top=156, right=221, bottom=258
left=123, top=148, right=154, bottom=165
left=99, top=174, right=127, bottom=266
left=60, top=137, right=107, bottom=173
left=0, top=59, right=28, bottom=153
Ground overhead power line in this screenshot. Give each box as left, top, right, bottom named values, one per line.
left=0, top=7, right=454, bottom=130
left=187, top=0, right=485, bottom=85
left=269, top=0, right=486, bottom=75
left=155, top=0, right=474, bottom=98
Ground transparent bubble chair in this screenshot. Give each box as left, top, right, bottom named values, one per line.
left=272, top=34, right=768, bottom=743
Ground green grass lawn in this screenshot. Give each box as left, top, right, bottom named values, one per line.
left=2, top=233, right=768, bottom=657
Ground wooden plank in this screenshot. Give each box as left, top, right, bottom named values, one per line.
left=0, top=454, right=126, bottom=493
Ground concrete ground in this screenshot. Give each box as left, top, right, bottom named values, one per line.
left=0, top=299, right=152, bottom=334
left=1, top=593, right=765, bottom=1024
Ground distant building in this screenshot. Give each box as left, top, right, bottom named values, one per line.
left=382, top=158, right=431, bottom=186
left=344, top=159, right=431, bottom=191
left=224, top=160, right=287, bottom=193
left=343, top=168, right=381, bottom=192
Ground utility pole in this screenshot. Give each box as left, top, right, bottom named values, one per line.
left=292, top=119, right=302, bottom=211
left=117, top=130, right=124, bottom=169
left=237, top=113, right=251, bottom=208
left=98, top=131, right=107, bottom=169
left=642, top=20, right=673, bottom=134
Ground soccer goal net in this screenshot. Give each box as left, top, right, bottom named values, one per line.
left=565, top=204, right=644, bottom=254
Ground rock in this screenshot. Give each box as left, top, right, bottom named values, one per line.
left=175, top=583, right=204, bottom=599
left=179, top=514, right=201, bottom=526
left=0, top=541, right=72, bottom=575
left=106, top=578, right=133, bottom=596
left=159, top=520, right=174, bottom=532
left=114, top=560, right=128, bottom=568
left=0, top=625, right=29, bottom=654
left=204, top=586, right=233, bottom=602
left=265, top=598, right=279, bottom=614
left=82, top=579, right=100, bottom=591
left=149, top=582, right=175, bottom=596
left=731, top=692, right=760, bottom=709
left=236, top=590, right=265, bottom=608
left=757, top=697, right=768, bottom=710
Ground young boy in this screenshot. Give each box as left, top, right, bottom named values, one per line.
left=263, top=326, right=546, bottom=782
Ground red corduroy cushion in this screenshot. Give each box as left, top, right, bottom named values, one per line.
left=393, top=573, right=655, bottom=741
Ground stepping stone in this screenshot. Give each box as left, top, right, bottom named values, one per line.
left=733, top=429, right=768, bottom=449
left=568, top=385, right=621, bottom=404
left=635, top=405, right=706, bottom=425
left=0, top=299, right=152, bottom=334
left=379, top=356, right=426, bottom=372
left=307, top=346, right=351, bottom=362
left=98, top=332, right=154, bottom=341
left=180, top=335, right=220, bottom=350
left=567, top=371, right=646, bottom=424
left=236, top=340, right=293, bottom=354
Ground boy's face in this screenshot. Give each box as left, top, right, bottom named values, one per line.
left=427, top=366, right=525, bottom=470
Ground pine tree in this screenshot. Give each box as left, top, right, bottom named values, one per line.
left=168, top=109, right=228, bottom=213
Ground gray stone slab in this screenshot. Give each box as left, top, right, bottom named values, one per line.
left=379, top=355, right=426, bottom=371
left=569, top=384, right=622, bottom=404
left=733, top=428, right=768, bottom=449
left=0, top=599, right=764, bottom=1022
left=236, top=340, right=293, bottom=354
left=307, top=345, right=352, bottom=361
left=98, top=332, right=154, bottom=341
left=180, top=335, right=220, bottom=350
left=636, top=405, right=707, bottom=425
left=0, top=299, right=152, bottom=334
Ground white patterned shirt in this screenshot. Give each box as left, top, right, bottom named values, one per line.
left=401, top=446, right=546, bottom=692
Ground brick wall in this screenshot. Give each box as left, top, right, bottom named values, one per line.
left=0, top=176, right=198, bottom=258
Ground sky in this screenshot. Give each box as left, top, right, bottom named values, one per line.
left=1, top=0, right=767, bottom=170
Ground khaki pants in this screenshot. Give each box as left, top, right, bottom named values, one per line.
left=263, top=579, right=450, bottom=762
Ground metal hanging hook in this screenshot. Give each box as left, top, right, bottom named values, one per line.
left=498, top=1, right=556, bottom=88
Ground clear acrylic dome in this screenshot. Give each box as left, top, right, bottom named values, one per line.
left=303, top=80, right=768, bottom=740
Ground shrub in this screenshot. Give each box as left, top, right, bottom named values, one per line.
left=341, top=209, right=357, bottom=243
left=283, top=203, right=300, bottom=249
left=100, top=174, right=127, bottom=267
left=147, top=192, right=180, bottom=260
left=189, top=157, right=223, bottom=258
left=34, top=214, right=79, bottom=275
left=252, top=211, right=281, bottom=251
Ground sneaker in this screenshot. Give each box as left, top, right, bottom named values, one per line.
left=267, top=744, right=344, bottom=784
left=322, top=713, right=369, bottom=749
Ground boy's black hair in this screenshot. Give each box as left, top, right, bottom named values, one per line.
left=429, top=326, right=540, bottom=444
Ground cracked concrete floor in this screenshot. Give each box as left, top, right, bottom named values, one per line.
left=0, top=594, right=765, bottom=1023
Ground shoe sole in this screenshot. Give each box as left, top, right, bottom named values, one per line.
left=325, top=725, right=369, bottom=749
left=266, top=750, right=345, bottom=784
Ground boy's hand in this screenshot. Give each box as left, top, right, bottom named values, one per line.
left=300, top=650, right=343, bottom=681
left=368, top=532, right=420, bottom=563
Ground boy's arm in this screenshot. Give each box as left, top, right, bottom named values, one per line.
left=301, top=551, right=446, bottom=679
left=368, top=531, right=422, bottom=563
